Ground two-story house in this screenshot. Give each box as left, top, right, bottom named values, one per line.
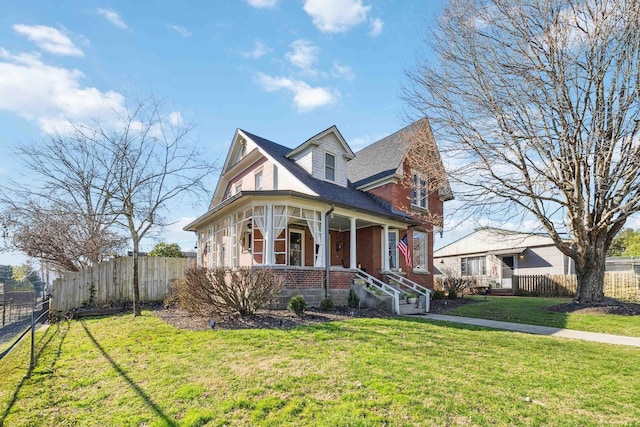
left=184, top=119, right=452, bottom=308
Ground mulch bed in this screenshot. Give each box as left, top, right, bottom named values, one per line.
left=545, top=298, right=640, bottom=316
left=153, top=305, right=390, bottom=331
left=428, top=297, right=480, bottom=314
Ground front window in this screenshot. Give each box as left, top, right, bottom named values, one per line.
left=325, top=152, right=336, bottom=181
left=413, top=231, right=428, bottom=271
left=388, top=231, right=398, bottom=270
left=411, top=172, right=428, bottom=209
left=461, top=256, right=486, bottom=276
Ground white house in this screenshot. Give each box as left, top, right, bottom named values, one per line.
left=433, top=228, right=574, bottom=289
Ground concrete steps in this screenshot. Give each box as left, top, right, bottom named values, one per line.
left=398, top=301, right=425, bottom=315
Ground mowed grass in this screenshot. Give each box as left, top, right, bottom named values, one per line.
left=1, top=312, right=640, bottom=426
left=448, top=296, right=640, bottom=337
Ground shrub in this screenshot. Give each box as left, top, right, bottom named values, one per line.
left=432, top=290, right=445, bottom=300
left=168, top=267, right=284, bottom=317
left=447, top=288, right=458, bottom=299
left=288, top=295, right=307, bottom=316
left=348, top=289, right=359, bottom=308
left=319, top=297, right=334, bottom=311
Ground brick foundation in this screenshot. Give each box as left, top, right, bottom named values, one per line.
left=262, top=267, right=356, bottom=308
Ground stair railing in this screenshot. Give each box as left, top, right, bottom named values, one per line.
left=385, top=272, right=432, bottom=313
left=355, top=269, right=401, bottom=314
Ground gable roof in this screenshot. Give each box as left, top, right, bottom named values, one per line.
left=286, top=125, right=355, bottom=160
left=240, top=129, right=416, bottom=223
left=434, top=228, right=557, bottom=258
left=347, top=122, right=414, bottom=187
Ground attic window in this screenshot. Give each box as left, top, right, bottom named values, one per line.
left=325, top=152, right=336, bottom=182
left=411, top=172, right=428, bottom=209
left=240, top=139, right=247, bottom=158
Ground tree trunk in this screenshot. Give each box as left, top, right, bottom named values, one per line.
left=132, top=240, right=141, bottom=316
left=574, top=235, right=607, bottom=304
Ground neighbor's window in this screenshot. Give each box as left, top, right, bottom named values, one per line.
left=412, top=231, right=428, bottom=271
left=461, top=256, right=486, bottom=276
left=325, top=152, right=336, bottom=181
left=255, top=171, right=263, bottom=190
left=411, top=172, right=428, bottom=209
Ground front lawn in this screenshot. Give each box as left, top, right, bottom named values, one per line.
left=445, top=296, right=640, bottom=337
left=1, top=311, right=639, bottom=426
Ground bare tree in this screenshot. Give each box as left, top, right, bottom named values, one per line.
left=405, top=0, right=640, bottom=303
left=0, top=129, right=126, bottom=272
left=89, top=99, right=217, bottom=316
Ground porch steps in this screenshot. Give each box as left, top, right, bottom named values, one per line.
left=489, top=288, right=514, bottom=296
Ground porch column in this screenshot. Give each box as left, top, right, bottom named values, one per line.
left=349, top=217, right=357, bottom=269
left=383, top=225, right=390, bottom=271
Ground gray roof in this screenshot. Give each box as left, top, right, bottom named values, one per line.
left=347, top=121, right=419, bottom=187
left=240, top=129, right=416, bottom=224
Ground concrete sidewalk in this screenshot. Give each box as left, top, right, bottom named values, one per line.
left=419, top=314, right=640, bottom=347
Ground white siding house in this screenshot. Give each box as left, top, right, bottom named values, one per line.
left=434, top=228, right=574, bottom=289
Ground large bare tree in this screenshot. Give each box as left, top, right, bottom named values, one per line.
left=0, top=129, right=126, bottom=272
left=405, top=0, right=640, bottom=303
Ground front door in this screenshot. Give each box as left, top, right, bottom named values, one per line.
left=289, top=230, right=304, bottom=266
left=501, top=256, right=514, bottom=288
left=388, top=230, right=398, bottom=270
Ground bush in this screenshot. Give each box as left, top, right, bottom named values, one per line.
left=288, top=295, right=307, bottom=316
left=168, top=267, right=284, bottom=317
left=447, top=288, right=458, bottom=299
left=319, top=297, right=334, bottom=311
left=432, top=290, right=445, bottom=300
left=348, top=289, right=359, bottom=308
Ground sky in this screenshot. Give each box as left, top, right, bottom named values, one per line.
left=0, top=0, right=460, bottom=267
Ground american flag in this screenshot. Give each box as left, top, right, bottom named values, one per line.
left=397, top=234, right=413, bottom=269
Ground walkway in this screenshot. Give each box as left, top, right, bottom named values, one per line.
left=420, top=314, right=640, bottom=347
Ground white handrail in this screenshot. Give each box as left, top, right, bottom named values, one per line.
left=356, top=269, right=401, bottom=314
left=386, top=272, right=431, bottom=313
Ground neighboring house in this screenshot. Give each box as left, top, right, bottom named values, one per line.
left=606, top=257, right=640, bottom=274
left=184, top=120, right=452, bottom=307
left=433, top=228, right=574, bottom=289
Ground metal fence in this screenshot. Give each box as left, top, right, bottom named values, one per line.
left=513, top=272, right=640, bottom=301
left=51, top=256, right=188, bottom=315
left=0, top=299, right=49, bottom=371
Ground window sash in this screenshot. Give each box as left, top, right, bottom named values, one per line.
left=325, top=153, right=336, bottom=181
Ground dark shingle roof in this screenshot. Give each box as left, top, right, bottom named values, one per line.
left=241, top=129, right=415, bottom=223
left=347, top=122, right=418, bottom=187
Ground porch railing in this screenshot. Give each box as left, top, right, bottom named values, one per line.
left=385, top=272, right=432, bottom=313
left=355, top=269, right=401, bottom=314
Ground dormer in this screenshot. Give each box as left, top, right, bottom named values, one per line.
left=286, top=125, right=355, bottom=188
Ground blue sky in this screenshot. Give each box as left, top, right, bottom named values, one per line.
left=0, top=0, right=453, bottom=266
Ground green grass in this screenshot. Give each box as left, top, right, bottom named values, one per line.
left=1, top=311, right=640, bottom=426
left=448, top=296, right=640, bottom=337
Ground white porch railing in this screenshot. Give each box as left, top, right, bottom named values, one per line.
left=386, top=272, right=432, bottom=313
left=356, top=269, right=401, bottom=314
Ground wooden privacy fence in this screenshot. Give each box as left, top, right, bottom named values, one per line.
left=51, top=257, right=188, bottom=314
left=513, top=273, right=640, bottom=301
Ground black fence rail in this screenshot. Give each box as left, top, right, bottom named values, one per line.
left=0, top=299, right=49, bottom=372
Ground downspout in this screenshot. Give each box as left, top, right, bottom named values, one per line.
left=324, top=204, right=335, bottom=299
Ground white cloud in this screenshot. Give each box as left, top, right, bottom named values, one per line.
left=246, top=0, right=278, bottom=8
left=13, top=24, right=83, bottom=57
left=285, top=39, right=320, bottom=73
left=256, top=72, right=338, bottom=112
left=332, top=60, right=355, bottom=80
left=303, top=0, right=371, bottom=33
left=369, top=17, right=383, bottom=37
left=0, top=48, right=126, bottom=133
left=242, top=40, right=271, bottom=59
left=97, top=8, right=128, bottom=30
left=167, top=24, right=192, bottom=37
left=168, top=111, right=183, bottom=126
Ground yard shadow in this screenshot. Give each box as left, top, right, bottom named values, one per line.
left=80, top=321, right=176, bottom=426
left=0, top=321, right=70, bottom=424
